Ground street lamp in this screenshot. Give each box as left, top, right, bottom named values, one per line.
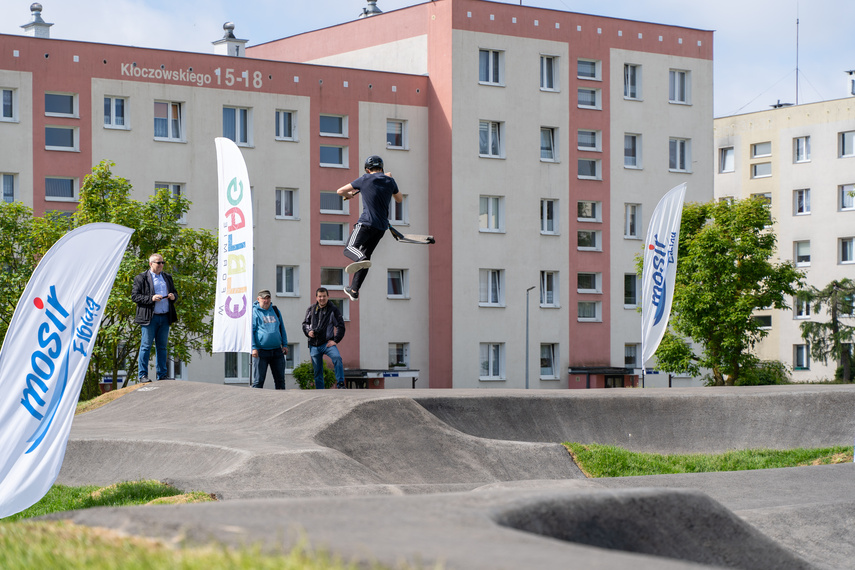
left=525, top=285, right=536, bottom=389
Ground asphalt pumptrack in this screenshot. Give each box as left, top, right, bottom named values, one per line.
left=45, top=381, right=855, bottom=569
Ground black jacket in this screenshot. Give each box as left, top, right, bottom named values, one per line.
left=132, top=270, right=178, bottom=325
left=301, top=302, right=345, bottom=346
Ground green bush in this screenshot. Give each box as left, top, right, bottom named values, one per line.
left=735, top=360, right=792, bottom=386
left=291, top=360, right=336, bottom=389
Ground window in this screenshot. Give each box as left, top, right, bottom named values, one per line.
left=104, top=96, right=127, bottom=128
left=327, top=298, right=350, bottom=321
left=751, top=162, right=772, bottom=178
left=540, top=55, right=557, bottom=90
left=577, top=201, right=601, bottom=222
left=840, top=131, right=855, bottom=157
left=753, top=315, right=772, bottom=329
left=2, top=173, right=15, bottom=203
left=387, top=119, right=406, bottom=149
left=387, top=269, right=409, bottom=298
left=794, top=189, right=810, bottom=215
left=577, top=59, right=600, bottom=80
left=224, top=352, right=251, bottom=383
left=320, top=145, right=347, bottom=167
left=624, top=204, right=640, bottom=238
left=577, top=88, right=601, bottom=109
left=752, top=192, right=772, bottom=226
left=320, top=267, right=345, bottom=290
left=45, top=92, right=76, bottom=116
left=540, top=127, right=557, bottom=161
left=793, top=136, right=810, bottom=163
left=669, top=138, right=690, bottom=172
left=624, top=274, right=638, bottom=306
left=389, top=194, right=408, bottom=225
left=319, top=114, right=347, bottom=137
left=320, top=222, right=347, bottom=244
left=45, top=177, right=75, bottom=201
left=577, top=130, right=600, bottom=151
left=624, top=344, right=639, bottom=367
left=275, top=110, right=296, bottom=140
left=479, top=120, right=504, bottom=157
left=578, top=301, right=601, bottom=321
left=540, top=344, right=558, bottom=378
left=668, top=70, right=689, bottom=103
left=540, top=271, right=558, bottom=307
left=154, top=101, right=182, bottom=141
left=478, top=49, right=503, bottom=85
left=841, top=238, right=855, bottom=264
left=578, top=159, right=601, bottom=179
left=719, top=147, right=734, bottom=173
left=275, top=188, right=297, bottom=219
left=479, top=343, right=504, bottom=380
left=540, top=199, right=558, bottom=234
left=320, top=191, right=348, bottom=215
left=794, top=344, right=809, bottom=370
left=223, top=106, right=251, bottom=145
left=155, top=183, right=186, bottom=224
left=794, top=241, right=810, bottom=267
left=45, top=126, right=77, bottom=150
left=479, top=195, right=504, bottom=232
left=479, top=269, right=504, bottom=306
left=752, top=141, right=772, bottom=158
left=389, top=343, right=410, bottom=368
left=624, top=134, right=641, bottom=168
left=577, top=230, right=601, bottom=250
left=1, top=88, right=15, bottom=120
left=624, top=64, right=641, bottom=99
left=168, top=359, right=185, bottom=381
left=840, top=184, right=855, bottom=211
left=285, top=343, right=300, bottom=372
left=577, top=272, right=601, bottom=293
left=276, top=265, right=299, bottom=296
left=795, top=296, right=811, bottom=319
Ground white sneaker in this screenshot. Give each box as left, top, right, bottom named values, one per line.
left=345, top=260, right=372, bottom=274
left=344, top=286, right=359, bottom=301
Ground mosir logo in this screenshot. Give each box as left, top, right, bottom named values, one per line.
left=20, top=287, right=103, bottom=453
left=648, top=231, right=678, bottom=326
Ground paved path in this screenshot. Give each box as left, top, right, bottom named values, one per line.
left=47, top=381, right=855, bottom=569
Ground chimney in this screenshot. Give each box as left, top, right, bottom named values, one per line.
left=21, top=3, right=53, bottom=38
left=212, top=22, right=248, bottom=57
left=359, top=0, right=383, bottom=19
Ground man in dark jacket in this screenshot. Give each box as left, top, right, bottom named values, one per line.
left=131, top=253, right=178, bottom=382
left=301, top=287, right=345, bottom=389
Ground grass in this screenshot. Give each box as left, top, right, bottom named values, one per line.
left=564, top=442, right=853, bottom=478
left=75, top=383, right=142, bottom=415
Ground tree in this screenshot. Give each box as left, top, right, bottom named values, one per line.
left=799, top=279, right=855, bottom=382
left=650, top=198, right=804, bottom=386
left=0, top=161, right=217, bottom=399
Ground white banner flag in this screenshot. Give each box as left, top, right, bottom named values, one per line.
left=0, top=223, right=132, bottom=517
left=641, top=183, right=687, bottom=366
left=213, top=137, right=253, bottom=353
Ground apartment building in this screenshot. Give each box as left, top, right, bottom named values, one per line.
left=715, top=96, right=855, bottom=381
left=1, top=0, right=713, bottom=389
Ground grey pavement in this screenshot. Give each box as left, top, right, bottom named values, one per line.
left=45, top=381, right=855, bottom=569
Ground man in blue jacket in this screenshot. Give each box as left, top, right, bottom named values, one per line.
left=251, top=289, right=288, bottom=389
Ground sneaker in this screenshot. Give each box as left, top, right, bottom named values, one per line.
left=337, top=382, right=346, bottom=390
left=345, top=260, right=372, bottom=274
left=140, top=376, right=152, bottom=383
left=344, top=286, right=359, bottom=302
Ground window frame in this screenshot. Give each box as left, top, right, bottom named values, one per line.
left=577, top=158, right=601, bottom=180
left=540, top=199, right=558, bottom=235
left=624, top=273, right=638, bottom=307
left=275, top=110, right=297, bottom=141
left=479, top=195, right=505, bottom=233
left=577, top=230, right=602, bottom=251
left=540, top=343, right=559, bottom=379
left=1, top=88, right=16, bottom=121
left=668, top=69, right=690, bottom=104
left=576, top=59, right=601, bottom=81
left=624, top=344, right=640, bottom=368
left=577, top=272, right=602, bottom=294
left=793, top=136, right=810, bottom=163
left=1, top=173, right=16, bottom=203
left=752, top=141, right=772, bottom=158
left=623, top=63, right=641, bottom=100
left=840, top=131, right=855, bottom=158
left=319, top=191, right=349, bottom=215
left=45, top=126, right=78, bottom=151
left=275, top=188, right=298, bottom=219
left=668, top=138, right=691, bottom=172
left=539, top=270, right=559, bottom=308
left=478, top=49, right=504, bottom=86
left=224, top=352, right=251, bottom=383
left=719, top=147, right=734, bottom=173
left=839, top=184, right=855, bottom=211
left=624, top=133, right=641, bottom=168
left=577, top=129, right=601, bottom=152
left=44, top=92, right=77, bottom=118
left=285, top=343, right=300, bottom=372
left=577, top=300, right=602, bottom=322
left=540, top=55, right=558, bottom=91
left=794, top=240, right=811, bottom=267
left=479, top=342, right=505, bottom=381
left=319, top=145, right=348, bottom=168
left=624, top=203, right=641, bottom=239
left=794, top=296, right=811, bottom=319
left=223, top=106, right=252, bottom=146
left=577, top=87, right=602, bottom=109
left=478, top=268, right=505, bottom=307
left=479, top=120, right=505, bottom=158
left=752, top=162, right=772, bottom=179
left=154, top=182, right=186, bottom=224
left=386, top=119, right=407, bottom=150
left=44, top=177, right=77, bottom=202
left=840, top=237, right=855, bottom=264
left=389, top=194, right=409, bottom=225
left=540, top=126, right=557, bottom=162
left=276, top=265, right=299, bottom=297
left=103, top=96, right=129, bottom=129
left=320, top=267, right=346, bottom=290
left=153, top=100, right=183, bottom=142
left=794, top=344, right=810, bottom=370
left=793, top=188, right=810, bottom=216
left=319, top=114, right=348, bottom=137
left=319, top=222, right=348, bottom=245
left=577, top=200, right=601, bottom=223
left=387, top=268, right=410, bottom=299
left=389, top=343, right=410, bottom=369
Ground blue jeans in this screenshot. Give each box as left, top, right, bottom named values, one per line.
left=309, top=344, right=344, bottom=389
left=139, top=314, right=170, bottom=379
left=252, top=348, right=286, bottom=390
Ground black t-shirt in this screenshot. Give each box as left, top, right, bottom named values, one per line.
left=351, top=172, right=399, bottom=230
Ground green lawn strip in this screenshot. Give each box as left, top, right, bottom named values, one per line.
left=564, top=442, right=853, bottom=478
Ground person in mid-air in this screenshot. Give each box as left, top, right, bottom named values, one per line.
left=336, top=154, right=402, bottom=301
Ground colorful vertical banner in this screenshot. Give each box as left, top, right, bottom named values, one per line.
left=0, top=223, right=133, bottom=518
left=641, top=183, right=687, bottom=367
left=213, top=137, right=253, bottom=353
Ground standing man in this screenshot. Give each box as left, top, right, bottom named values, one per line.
left=132, top=253, right=178, bottom=382
left=302, top=287, right=346, bottom=389
left=251, top=289, right=288, bottom=390
left=337, top=155, right=402, bottom=302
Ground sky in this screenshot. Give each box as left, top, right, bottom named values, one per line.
left=2, top=0, right=853, bottom=117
